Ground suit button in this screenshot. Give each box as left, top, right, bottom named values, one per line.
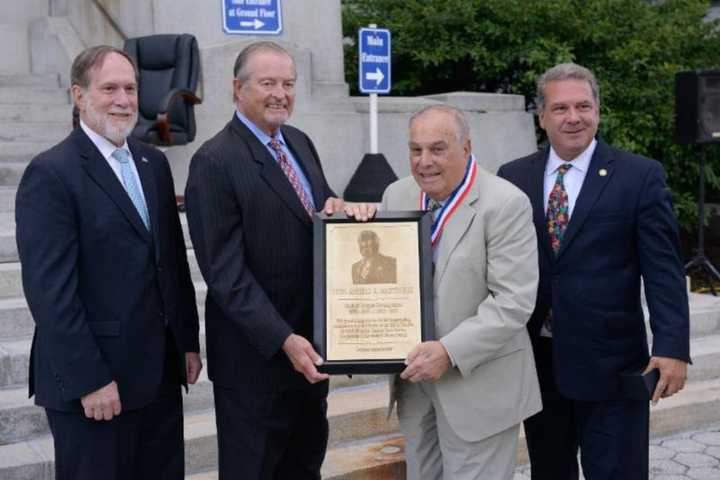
left=157, top=266, right=163, bottom=273
left=159, top=311, right=165, bottom=318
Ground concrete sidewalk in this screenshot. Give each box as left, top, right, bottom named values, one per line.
left=514, top=422, right=720, bottom=479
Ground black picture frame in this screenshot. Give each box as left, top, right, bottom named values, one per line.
left=313, top=211, right=435, bottom=374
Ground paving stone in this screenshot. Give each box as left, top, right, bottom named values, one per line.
left=654, top=476, right=692, bottom=480
left=687, top=468, right=720, bottom=480
left=692, top=431, right=720, bottom=446
left=704, top=446, right=720, bottom=458
left=651, top=459, right=688, bottom=475
left=674, top=453, right=719, bottom=468
left=651, top=445, right=677, bottom=460
left=661, top=439, right=707, bottom=453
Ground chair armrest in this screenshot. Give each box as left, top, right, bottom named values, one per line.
left=154, top=89, right=203, bottom=144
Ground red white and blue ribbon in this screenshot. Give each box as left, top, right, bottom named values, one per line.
left=419, top=155, right=478, bottom=247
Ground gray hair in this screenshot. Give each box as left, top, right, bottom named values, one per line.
left=536, top=62, right=600, bottom=111
left=409, top=105, right=470, bottom=143
left=71, top=45, right=137, bottom=89
left=233, top=41, right=295, bottom=82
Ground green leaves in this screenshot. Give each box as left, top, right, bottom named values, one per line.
left=342, top=0, right=720, bottom=229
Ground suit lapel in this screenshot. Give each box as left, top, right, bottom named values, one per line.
left=434, top=180, right=478, bottom=287
left=76, top=129, right=151, bottom=239
left=529, top=147, right=554, bottom=262
left=556, top=140, right=614, bottom=259
left=129, top=140, right=160, bottom=258
left=231, top=117, right=313, bottom=227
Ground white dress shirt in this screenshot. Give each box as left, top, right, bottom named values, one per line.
left=540, top=139, right=596, bottom=338
left=80, top=120, right=148, bottom=207
left=543, top=138, right=597, bottom=219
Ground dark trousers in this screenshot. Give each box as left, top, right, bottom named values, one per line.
left=45, top=332, right=184, bottom=480
left=524, top=338, right=649, bottom=480
left=213, top=383, right=329, bottom=480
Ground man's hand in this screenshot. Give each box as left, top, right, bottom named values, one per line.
left=323, top=197, right=377, bottom=221
left=185, top=352, right=203, bottom=384
left=81, top=380, right=121, bottom=421
left=282, top=334, right=330, bottom=384
left=400, top=341, right=451, bottom=383
left=323, top=197, right=345, bottom=215
left=645, top=356, right=688, bottom=405
left=343, top=202, right=377, bottom=222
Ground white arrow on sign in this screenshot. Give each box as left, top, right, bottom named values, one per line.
left=365, top=67, right=385, bottom=86
left=240, top=19, right=265, bottom=29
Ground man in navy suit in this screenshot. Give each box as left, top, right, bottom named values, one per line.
left=497, top=63, right=690, bottom=480
left=16, top=46, right=201, bottom=480
left=185, top=41, right=373, bottom=479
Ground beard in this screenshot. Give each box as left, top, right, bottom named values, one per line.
left=82, top=96, right=138, bottom=146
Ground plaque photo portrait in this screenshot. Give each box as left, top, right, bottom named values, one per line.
left=313, top=212, right=434, bottom=374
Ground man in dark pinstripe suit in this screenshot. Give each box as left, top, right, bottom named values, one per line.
left=185, top=41, right=373, bottom=479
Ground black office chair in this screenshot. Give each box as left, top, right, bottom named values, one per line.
left=124, top=33, right=202, bottom=146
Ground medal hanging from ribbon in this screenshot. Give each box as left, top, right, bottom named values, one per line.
left=419, top=155, right=478, bottom=247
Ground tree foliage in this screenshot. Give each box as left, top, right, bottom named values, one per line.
left=342, top=0, right=720, bottom=229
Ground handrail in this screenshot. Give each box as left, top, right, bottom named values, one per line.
left=90, top=0, right=127, bottom=41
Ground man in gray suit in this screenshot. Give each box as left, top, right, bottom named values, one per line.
left=382, top=105, right=541, bottom=479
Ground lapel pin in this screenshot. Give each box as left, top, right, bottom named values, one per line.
left=598, top=168, right=607, bottom=177
left=141, top=157, right=149, bottom=164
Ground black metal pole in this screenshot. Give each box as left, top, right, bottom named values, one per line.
left=698, top=144, right=706, bottom=254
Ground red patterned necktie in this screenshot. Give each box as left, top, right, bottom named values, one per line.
left=546, top=163, right=572, bottom=254
left=268, top=137, right=315, bottom=217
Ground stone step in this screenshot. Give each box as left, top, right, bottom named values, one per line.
left=4, top=376, right=718, bottom=480
left=0, top=214, right=184, bottom=263
left=0, top=24, right=30, bottom=76
left=0, top=87, right=69, bottom=105
left=0, top=122, right=70, bottom=144
left=0, top=75, right=60, bottom=89
left=0, top=141, right=56, bottom=158
left=0, top=0, right=52, bottom=24
left=0, top=337, right=26, bottom=387
left=0, top=297, right=29, bottom=339
left=0, top=278, right=207, bottom=340
left=0, top=161, right=28, bottom=187
left=686, top=334, right=720, bottom=382
left=0, top=291, right=718, bottom=385
left=0, top=263, right=24, bottom=299
left=0, top=224, right=17, bottom=261
left=0, top=381, right=399, bottom=479
left=0, top=104, right=70, bottom=123
left=0, top=187, right=16, bottom=213
left=191, top=377, right=720, bottom=480
left=0, top=367, right=389, bottom=445
left=1, top=325, right=720, bottom=444
left=0, top=257, right=204, bottom=300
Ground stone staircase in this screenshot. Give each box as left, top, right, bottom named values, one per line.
left=1, top=54, right=720, bottom=480
left=0, top=69, right=411, bottom=479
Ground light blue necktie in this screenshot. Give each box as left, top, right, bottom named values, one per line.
left=112, top=149, right=150, bottom=230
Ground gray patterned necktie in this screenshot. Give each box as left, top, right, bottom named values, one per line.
left=112, top=149, right=150, bottom=230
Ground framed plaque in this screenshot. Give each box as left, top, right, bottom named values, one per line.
left=313, top=211, right=435, bottom=374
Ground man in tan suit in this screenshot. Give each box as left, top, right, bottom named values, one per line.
left=382, top=105, right=541, bottom=479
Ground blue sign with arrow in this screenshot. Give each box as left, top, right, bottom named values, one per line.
left=358, top=27, right=391, bottom=94
left=222, top=0, right=282, bottom=35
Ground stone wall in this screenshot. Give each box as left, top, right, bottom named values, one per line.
left=31, top=0, right=538, bottom=194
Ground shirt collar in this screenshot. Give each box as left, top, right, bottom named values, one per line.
left=79, top=119, right=130, bottom=161
left=546, top=138, right=597, bottom=177
left=235, top=110, right=287, bottom=147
